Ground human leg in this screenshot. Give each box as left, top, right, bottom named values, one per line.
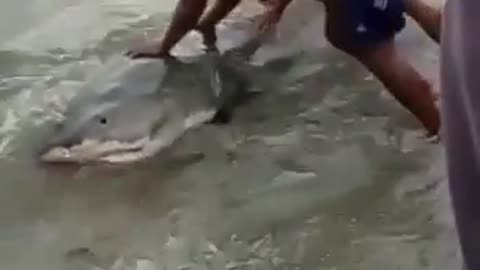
left=196, top=0, right=243, bottom=48
left=350, top=41, right=440, bottom=136
left=404, top=0, right=441, bottom=43
left=323, top=0, right=440, bottom=136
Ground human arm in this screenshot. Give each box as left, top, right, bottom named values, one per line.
left=257, top=0, right=294, bottom=33
left=126, top=0, right=208, bottom=58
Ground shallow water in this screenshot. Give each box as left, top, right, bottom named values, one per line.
left=0, top=0, right=459, bottom=269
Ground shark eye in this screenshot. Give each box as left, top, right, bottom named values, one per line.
left=98, top=116, right=107, bottom=125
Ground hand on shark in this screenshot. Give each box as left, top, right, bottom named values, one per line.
left=125, top=26, right=219, bottom=59
left=256, top=0, right=291, bottom=34
left=195, top=24, right=218, bottom=51
left=125, top=37, right=174, bottom=59
left=256, top=4, right=283, bottom=34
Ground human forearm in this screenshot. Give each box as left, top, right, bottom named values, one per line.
left=275, top=0, right=293, bottom=13
left=157, top=0, right=208, bottom=54
left=197, top=0, right=242, bottom=28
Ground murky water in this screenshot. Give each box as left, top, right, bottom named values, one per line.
left=0, top=0, right=460, bottom=269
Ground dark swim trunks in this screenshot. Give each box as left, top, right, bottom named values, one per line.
left=339, top=0, right=407, bottom=45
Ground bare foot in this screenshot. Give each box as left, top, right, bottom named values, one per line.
left=426, top=134, right=440, bottom=144
left=420, top=130, right=441, bottom=144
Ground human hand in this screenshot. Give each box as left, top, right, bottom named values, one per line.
left=125, top=36, right=171, bottom=59
left=195, top=24, right=218, bottom=52
left=256, top=5, right=284, bottom=34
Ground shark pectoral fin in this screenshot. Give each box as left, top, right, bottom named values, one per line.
left=209, top=107, right=233, bottom=125
left=231, top=89, right=263, bottom=106
left=208, top=90, right=263, bottom=126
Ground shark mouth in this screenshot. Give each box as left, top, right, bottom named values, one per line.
left=40, top=109, right=218, bottom=165
left=40, top=137, right=156, bottom=164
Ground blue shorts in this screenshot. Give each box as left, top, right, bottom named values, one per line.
left=339, top=0, right=407, bottom=45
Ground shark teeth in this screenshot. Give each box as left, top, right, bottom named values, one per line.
left=41, top=137, right=150, bottom=163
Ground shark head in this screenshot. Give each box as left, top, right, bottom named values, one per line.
left=39, top=87, right=193, bottom=164
left=38, top=51, right=237, bottom=165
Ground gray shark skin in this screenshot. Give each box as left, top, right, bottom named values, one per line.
left=38, top=18, right=290, bottom=164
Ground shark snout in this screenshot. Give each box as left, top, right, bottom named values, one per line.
left=37, top=134, right=79, bottom=161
